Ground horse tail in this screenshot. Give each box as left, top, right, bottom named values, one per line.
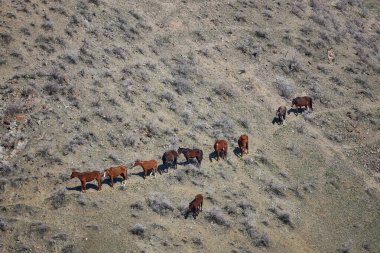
left=162, top=154, right=166, bottom=164
left=309, top=97, right=313, bottom=111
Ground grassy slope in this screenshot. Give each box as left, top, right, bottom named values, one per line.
left=1, top=0, right=379, bottom=252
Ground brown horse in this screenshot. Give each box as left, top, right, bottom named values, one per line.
left=162, top=150, right=179, bottom=171
left=103, top=165, right=128, bottom=187
left=133, top=160, right=158, bottom=179
left=186, top=194, right=203, bottom=219
left=276, top=106, right=287, bottom=125
left=70, top=170, right=102, bottom=193
left=214, top=140, right=228, bottom=161
left=238, top=134, right=249, bottom=157
left=291, top=96, right=313, bottom=115
left=177, top=147, right=203, bottom=167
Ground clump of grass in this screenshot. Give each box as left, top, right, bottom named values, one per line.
left=130, top=201, right=144, bottom=210
left=4, top=103, right=24, bottom=118
left=30, top=222, right=50, bottom=237
left=278, top=58, right=302, bottom=74
left=205, top=206, right=229, bottom=226
left=213, top=83, right=236, bottom=99
left=242, top=219, right=270, bottom=247
left=148, top=192, right=174, bottom=215
left=268, top=206, right=294, bottom=228
left=267, top=181, right=287, bottom=197
left=123, top=133, right=138, bottom=147
left=130, top=224, right=146, bottom=237
left=237, top=37, right=262, bottom=59
left=50, top=189, right=67, bottom=209
left=173, top=77, right=193, bottom=95
left=0, top=219, right=10, bottom=231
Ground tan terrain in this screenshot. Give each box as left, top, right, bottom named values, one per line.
left=0, top=0, right=379, bottom=252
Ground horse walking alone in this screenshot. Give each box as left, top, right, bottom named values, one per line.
left=186, top=194, right=203, bottom=219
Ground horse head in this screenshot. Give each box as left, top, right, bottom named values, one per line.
left=70, top=170, right=78, bottom=178
left=133, top=160, right=141, bottom=167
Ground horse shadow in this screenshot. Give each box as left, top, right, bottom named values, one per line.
left=158, top=163, right=169, bottom=175
left=178, top=159, right=199, bottom=167
left=233, top=147, right=242, bottom=157
left=130, top=170, right=148, bottom=179
left=66, top=184, right=98, bottom=192
left=272, top=117, right=281, bottom=125
left=287, top=108, right=305, bottom=116
left=102, top=177, right=126, bottom=187
left=209, top=151, right=218, bottom=162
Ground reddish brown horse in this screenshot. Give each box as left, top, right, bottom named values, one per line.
left=177, top=147, right=203, bottom=167
left=291, top=96, right=313, bottom=115
left=70, top=170, right=102, bottom=193
left=133, top=160, right=158, bottom=179
left=214, top=140, right=228, bottom=161
left=276, top=106, right=287, bottom=125
left=103, top=165, right=128, bottom=187
left=238, top=134, right=249, bottom=157
left=186, top=194, right=203, bottom=219
left=162, top=150, right=179, bottom=171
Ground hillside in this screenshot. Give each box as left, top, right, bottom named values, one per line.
left=1, top=0, right=379, bottom=252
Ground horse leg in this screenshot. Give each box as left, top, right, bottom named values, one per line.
left=97, top=178, right=101, bottom=191
left=154, top=165, right=157, bottom=177
left=81, top=180, right=86, bottom=193
left=174, top=157, right=177, bottom=169
left=144, top=169, right=147, bottom=179
left=216, top=151, right=219, bottom=161
left=110, top=176, right=114, bottom=187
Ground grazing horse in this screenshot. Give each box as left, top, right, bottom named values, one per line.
left=291, top=96, right=313, bottom=115
left=133, top=160, right=158, bottom=179
left=238, top=134, right=249, bottom=157
left=177, top=147, right=203, bottom=167
left=214, top=139, right=228, bottom=161
left=103, top=165, right=128, bottom=187
left=70, top=170, right=102, bottom=193
left=186, top=194, right=203, bottom=219
left=276, top=106, right=287, bottom=125
left=162, top=150, right=179, bottom=172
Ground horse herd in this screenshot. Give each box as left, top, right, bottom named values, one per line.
left=69, top=96, right=313, bottom=218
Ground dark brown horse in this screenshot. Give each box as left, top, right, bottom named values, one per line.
left=177, top=147, right=203, bottom=167
left=133, top=160, right=158, bottom=179
left=70, top=170, right=102, bottom=193
left=238, top=134, right=249, bottom=157
left=162, top=150, right=179, bottom=171
left=291, top=96, right=313, bottom=115
left=214, top=140, right=228, bottom=161
left=103, top=165, right=128, bottom=187
left=276, top=106, right=287, bottom=125
left=186, top=194, right=203, bottom=219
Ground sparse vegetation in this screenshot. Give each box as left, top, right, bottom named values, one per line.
left=148, top=192, right=174, bottom=215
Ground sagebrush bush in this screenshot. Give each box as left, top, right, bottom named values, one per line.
left=274, top=77, right=295, bottom=99
left=148, top=192, right=174, bottom=215
left=237, top=37, right=262, bottom=59
left=269, top=206, right=293, bottom=227
left=205, top=206, right=229, bottom=226
left=130, top=201, right=144, bottom=210
left=130, top=224, right=145, bottom=237
left=50, top=189, right=67, bottom=209
left=242, top=220, right=270, bottom=247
